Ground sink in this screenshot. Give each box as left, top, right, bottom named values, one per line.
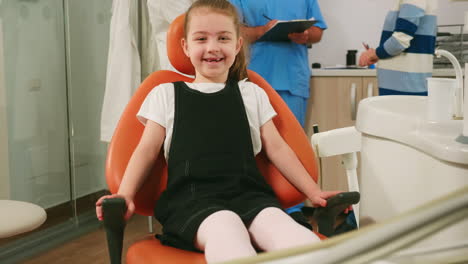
left=356, top=96, right=468, bottom=165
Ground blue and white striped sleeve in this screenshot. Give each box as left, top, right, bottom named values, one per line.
left=376, top=0, right=427, bottom=59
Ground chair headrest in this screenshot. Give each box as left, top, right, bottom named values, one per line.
left=167, top=14, right=196, bottom=76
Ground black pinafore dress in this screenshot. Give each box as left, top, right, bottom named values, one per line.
left=154, top=80, right=282, bottom=251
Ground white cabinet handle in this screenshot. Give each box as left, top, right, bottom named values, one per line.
left=350, top=83, right=357, bottom=120
left=367, top=82, right=374, bottom=97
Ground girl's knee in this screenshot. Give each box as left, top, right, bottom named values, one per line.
left=205, top=210, right=245, bottom=231
left=196, top=210, right=256, bottom=262
left=196, top=210, right=250, bottom=249
left=249, top=207, right=320, bottom=251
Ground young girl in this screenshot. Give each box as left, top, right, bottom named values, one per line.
left=96, top=0, right=343, bottom=263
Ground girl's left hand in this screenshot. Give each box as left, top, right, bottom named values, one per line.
left=309, top=191, right=353, bottom=214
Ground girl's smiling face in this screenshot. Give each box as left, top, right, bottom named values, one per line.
left=182, top=9, right=243, bottom=83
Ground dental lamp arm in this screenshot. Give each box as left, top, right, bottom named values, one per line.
left=222, top=186, right=468, bottom=264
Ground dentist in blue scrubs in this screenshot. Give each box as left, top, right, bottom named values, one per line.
left=229, top=0, right=327, bottom=222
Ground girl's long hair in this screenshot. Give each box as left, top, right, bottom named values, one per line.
left=184, top=0, right=249, bottom=81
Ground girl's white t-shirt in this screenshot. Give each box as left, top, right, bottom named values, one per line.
left=137, top=79, right=277, bottom=159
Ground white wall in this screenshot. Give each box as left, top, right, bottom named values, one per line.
left=310, top=0, right=468, bottom=67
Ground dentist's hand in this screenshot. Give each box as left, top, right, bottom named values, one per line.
left=244, top=19, right=278, bottom=43
left=359, top=48, right=379, bottom=67
left=288, top=30, right=309, bottom=44
left=95, top=194, right=135, bottom=221
left=261, top=19, right=278, bottom=36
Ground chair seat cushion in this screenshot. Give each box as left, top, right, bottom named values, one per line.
left=127, top=236, right=206, bottom=264
left=0, top=200, right=47, bottom=238
left=126, top=232, right=326, bottom=263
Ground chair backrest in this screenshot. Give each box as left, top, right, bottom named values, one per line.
left=105, top=14, right=319, bottom=216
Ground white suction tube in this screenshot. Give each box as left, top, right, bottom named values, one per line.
left=434, top=49, right=464, bottom=119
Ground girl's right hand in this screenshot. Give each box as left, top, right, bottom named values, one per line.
left=95, top=194, right=135, bottom=221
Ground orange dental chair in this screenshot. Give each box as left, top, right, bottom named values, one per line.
left=102, top=14, right=342, bottom=264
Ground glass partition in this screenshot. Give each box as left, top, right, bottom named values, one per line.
left=0, top=0, right=112, bottom=261
left=65, top=0, right=111, bottom=220
left=1, top=0, right=72, bottom=222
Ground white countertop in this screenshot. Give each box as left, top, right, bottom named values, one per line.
left=311, top=68, right=458, bottom=77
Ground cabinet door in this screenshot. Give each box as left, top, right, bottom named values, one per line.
left=362, top=77, right=378, bottom=99
left=305, top=77, right=363, bottom=137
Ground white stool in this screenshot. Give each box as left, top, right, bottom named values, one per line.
left=0, top=200, right=47, bottom=238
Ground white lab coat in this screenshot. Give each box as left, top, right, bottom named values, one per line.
left=100, top=0, right=192, bottom=142
left=100, top=0, right=140, bottom=142
left=147, top=0, right=193, bottom=71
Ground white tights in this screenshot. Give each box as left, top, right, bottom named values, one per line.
left=195, top=207, right=320, bottom=263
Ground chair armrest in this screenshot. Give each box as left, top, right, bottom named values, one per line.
left=311, top=126, right=361, bottom=158
left=102, top=198, right=127, bottom=264
left=311, top=126, right=362, bottom=227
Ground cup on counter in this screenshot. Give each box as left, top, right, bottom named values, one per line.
left=346, top=50, right=358, bottom=66
left=427, top=77, right=457, bottom=122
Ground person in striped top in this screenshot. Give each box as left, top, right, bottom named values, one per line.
left=359, top=0, right=438, bottom=96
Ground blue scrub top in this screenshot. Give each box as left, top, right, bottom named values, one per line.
left=229, top=0, right=327, bottom=98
